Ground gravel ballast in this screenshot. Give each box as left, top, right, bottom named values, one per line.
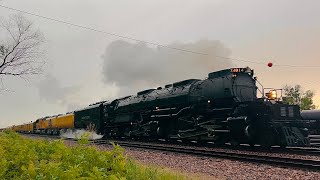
left=98, top=145, right=320, bottom=180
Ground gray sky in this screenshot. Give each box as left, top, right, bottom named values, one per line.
left=1, top=0, right=320, bottom=128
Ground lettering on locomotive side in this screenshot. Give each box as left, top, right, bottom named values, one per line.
left=82, top=116, right=90, bottom=120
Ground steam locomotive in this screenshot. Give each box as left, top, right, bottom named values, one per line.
left=8, top=67, right=310, bottom=147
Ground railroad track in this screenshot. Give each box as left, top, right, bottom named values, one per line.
left=225, top=144, right=320, bottom=156
left=285, top=146, right=320, bottom=155
left=94, top=138, right=320, bottom=156
left=104, top=140, right=320, bottom=171
left=310, top=135, right=320, bottom=147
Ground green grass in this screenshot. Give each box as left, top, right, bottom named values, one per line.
left=0, top=131, right=190, bottom=180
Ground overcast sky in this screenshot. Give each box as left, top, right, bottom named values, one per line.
left=1, top=0, right=319, bottom=128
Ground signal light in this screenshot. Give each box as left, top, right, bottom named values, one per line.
left=267, top=62, right=273, bottom=67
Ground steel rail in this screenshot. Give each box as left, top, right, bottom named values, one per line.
left=107, top=140, right=320, bottom=171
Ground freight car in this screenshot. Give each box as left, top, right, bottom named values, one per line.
left=9, top=67, right=310, bottom=147
left=11, top=123, right=33, bottom=133
left=301, top=110, right=320, bottom=134
left=32, top=114, right=74, bottom=134
left=11, top=104, right=105, bottom=135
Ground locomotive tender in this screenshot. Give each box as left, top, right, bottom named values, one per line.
left=8, top=67, right=309, bottom=147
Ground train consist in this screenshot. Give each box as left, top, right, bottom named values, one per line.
left=7, top=107, right=101, bottom=135
left=6, top=67, right=310, bottom=147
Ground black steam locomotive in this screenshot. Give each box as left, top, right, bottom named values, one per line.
left=75, top=67, right=309, bottom=147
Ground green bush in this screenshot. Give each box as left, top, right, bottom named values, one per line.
left=0, top=131, right=187, bottom=180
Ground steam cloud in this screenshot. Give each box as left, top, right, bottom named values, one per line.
left=37, top=74, right=78, bottom=104
left=102, top=39, right=234, bottom=95
left=60, top=129, right=103, bottom=140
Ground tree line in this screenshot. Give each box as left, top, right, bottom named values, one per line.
left=283, top=85, right=316, bottom=110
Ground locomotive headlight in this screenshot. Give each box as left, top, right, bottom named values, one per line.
left=270, top=90, right=277, bottom=99
left=266, top=90, right=277, bottom=100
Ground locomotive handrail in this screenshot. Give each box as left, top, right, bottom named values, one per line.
left=255, top=78, right=265, bottom=98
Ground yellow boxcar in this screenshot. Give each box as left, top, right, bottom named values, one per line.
left=50, top=114, right=74, bottom=129
left=12, top=123, right=33, bottom=132
left=21, top=124, right=26, bottom=132
left=36, top=118, right=49, bottom=129
left=20, top=124, right=26, bottom=132
left=17, top=124, right=24, bottom=132
left=17, top=125, right=23, bottom=132
left=35, top=119, right=42, bottom=129
left=11, top=125, right=17, bottom=131
left=12, top=125, right=19, bottom=132
left=43, top=119, right=49, bottom=129
left=23, top=123, right=33, bottom=132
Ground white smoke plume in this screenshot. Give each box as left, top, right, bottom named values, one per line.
left=102, top=39, right=234, bottom=96
left=37, top=74, right=79, bottom=104
left=60, top=129, right=103, bottom=140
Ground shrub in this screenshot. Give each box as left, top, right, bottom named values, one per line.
left=0, top=131, right=188, bottom=179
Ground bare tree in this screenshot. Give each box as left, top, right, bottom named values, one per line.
left=0, top=14, right=44, bottom=81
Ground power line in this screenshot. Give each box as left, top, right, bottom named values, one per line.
left=0, top=4, right=208, bottom=56
left=218, top=55, right=320, bottom=68
left=274, top=64, right=320, bottom=68
left=1, top=4, right=320, bottom=68
left=215, top=55, right=265, bottom=65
